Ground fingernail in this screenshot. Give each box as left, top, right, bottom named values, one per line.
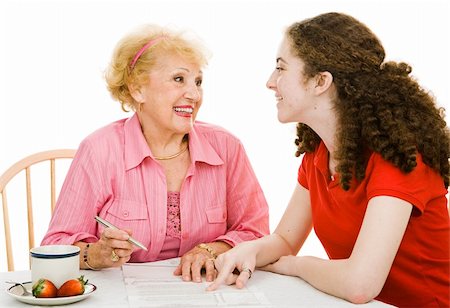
left=183, top=276, right=191, bottom=281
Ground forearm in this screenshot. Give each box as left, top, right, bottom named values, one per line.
left=254, top=233, right=293, bottom=267
left=294, top=256, right=374, bottom=304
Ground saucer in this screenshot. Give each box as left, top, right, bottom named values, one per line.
left=6, top=282, right=96, bottom=306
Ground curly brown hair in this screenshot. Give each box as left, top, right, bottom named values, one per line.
left=288, top=12, right=450, bottom=190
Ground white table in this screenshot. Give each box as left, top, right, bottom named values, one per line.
left=1, top=261, right=393, bottom=307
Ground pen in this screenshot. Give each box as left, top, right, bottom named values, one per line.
left=94, top=216, right=148, bottom=251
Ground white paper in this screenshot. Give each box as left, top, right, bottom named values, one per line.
left=122, top=260, right=271, bottom=307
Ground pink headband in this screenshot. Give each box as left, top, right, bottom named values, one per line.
left=129, top=36, right=166, bottom=71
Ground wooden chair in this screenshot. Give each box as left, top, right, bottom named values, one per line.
left=0, top=149, right=76, bottom=271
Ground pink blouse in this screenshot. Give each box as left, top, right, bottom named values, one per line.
left=41, top=114, right=269, bottom=262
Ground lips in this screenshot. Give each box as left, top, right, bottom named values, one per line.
left=173, top=105, right=193, bottom=117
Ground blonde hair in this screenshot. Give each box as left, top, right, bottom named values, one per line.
left=105, top=24, right=210, bottom=112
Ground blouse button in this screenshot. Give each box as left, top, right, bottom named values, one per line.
left=122, top=210, right=129, bottom=217
left=182, top=233, right=189, bottom=240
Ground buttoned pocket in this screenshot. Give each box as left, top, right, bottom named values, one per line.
left=106, top=199, right=148, bottom=221
left=205, top=205, right=227, bottom=224
left=100, top=200, right=150, bottom=251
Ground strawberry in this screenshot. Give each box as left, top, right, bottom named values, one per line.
left=57, top=275, right=88, bottom=297
left=32, top=278, right=58, bottom=298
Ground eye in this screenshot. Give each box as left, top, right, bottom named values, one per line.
left=174, top=76, right=184, bottom=83
left=276, top=66, right=284, bottom=72
left=195, top=79, right=203, bottom=87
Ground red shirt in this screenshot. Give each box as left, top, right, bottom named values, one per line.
left=298, top=142, right=450, bottom=307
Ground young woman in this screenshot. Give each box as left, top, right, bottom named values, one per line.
left=208, top=12, right=449, bottom=307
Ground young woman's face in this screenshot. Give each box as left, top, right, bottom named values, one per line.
left=137, top=53, right=203, bottom=136
left=266, top=37, right=316, bottom=123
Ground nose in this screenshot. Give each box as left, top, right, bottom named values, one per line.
left=185, top=82, right=201, bottom=101
left=266, top=71, right=276, bottom=91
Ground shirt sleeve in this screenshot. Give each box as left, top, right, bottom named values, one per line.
left=298, top=153, right=311, bottom=189
left=41, top=138, right=105, bottom=245
left=214, top=138, right=270, bottom=246
left=365, top=153, right=447, bottom=214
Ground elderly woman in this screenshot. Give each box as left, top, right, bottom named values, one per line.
left=42, top=25, right=269, bottom=283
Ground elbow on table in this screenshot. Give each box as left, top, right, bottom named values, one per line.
left=344, top=280, right=382, bottom=304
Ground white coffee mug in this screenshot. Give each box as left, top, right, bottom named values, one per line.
left=30, top=245, right=80, bottom=289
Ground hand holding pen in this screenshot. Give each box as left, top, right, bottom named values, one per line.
left=82, top=216, right=148, bottom=269
left=94, top=216, right=148, bottom=251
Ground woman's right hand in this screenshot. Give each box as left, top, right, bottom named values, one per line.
left=206, top=241, right=258, bottom=291
left=84, top=228, right=133, bottom=269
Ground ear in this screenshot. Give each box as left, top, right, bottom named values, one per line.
left=128, top=83, right=145, bottom=104
left=314, top=71, right=333, bottom=95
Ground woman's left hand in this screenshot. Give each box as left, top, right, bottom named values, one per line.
left=174, top=241, right=231, bottom=282
left=259, top=255, right=298, bottom=277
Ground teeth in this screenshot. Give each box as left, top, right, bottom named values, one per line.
left=174, top=107, right=193, bottom=113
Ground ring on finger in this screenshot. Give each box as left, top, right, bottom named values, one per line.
left=111, top=249, right=120, bottom=262
left=241, top=267, right=253, bottom=279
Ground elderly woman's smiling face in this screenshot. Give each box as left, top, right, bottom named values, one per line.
left=133, top=53, right=203, bottom=136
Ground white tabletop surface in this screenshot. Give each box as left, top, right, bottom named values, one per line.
left=1, top=260, right=393, bottom=307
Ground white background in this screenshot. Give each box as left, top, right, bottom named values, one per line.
left=1, top=0, right=449, bottom=271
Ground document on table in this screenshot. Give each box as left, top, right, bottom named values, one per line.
left=122, top=258, right=271, bottom=307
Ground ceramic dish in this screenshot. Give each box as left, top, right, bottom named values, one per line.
left=6, top=282, right=96, bottom=306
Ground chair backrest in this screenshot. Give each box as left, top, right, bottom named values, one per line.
left=0, top=149, right=76, bottom=271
